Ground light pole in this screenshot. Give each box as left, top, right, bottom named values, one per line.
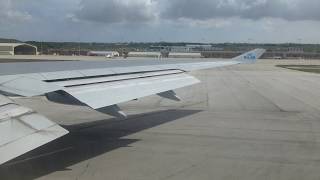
left=40, top=41, right=43, bottom=55
left=78, top=42, right=81, bottom=56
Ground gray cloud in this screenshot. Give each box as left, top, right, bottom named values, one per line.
left=0, top=0, right=32, bottom=24
left=1, top=0, right=320, bottom=43
left=72, top=0, right=320, bottom=24
left=75, top=0, right=155, bottom=24
left=160, top=0, right=320, bottom=21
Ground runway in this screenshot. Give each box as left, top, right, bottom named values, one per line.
left=1, top=60, right=320, bottom=180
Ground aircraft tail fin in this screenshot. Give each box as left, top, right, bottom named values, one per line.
left=232, top=49, right=266, bottom=64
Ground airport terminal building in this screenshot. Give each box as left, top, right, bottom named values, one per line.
left=0, top=43, right=38, bottom=55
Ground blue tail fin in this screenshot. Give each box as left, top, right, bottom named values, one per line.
left=232, top=49, right=266, bottom=64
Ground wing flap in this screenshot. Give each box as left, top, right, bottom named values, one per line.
left=0, top=95, right=68, bottom=165
left=64, top=73, right=200, bottom=109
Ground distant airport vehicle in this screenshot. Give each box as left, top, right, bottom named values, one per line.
left=0, top=49, right=265, bottom=165
left=87, top=51, right=120, bottom=58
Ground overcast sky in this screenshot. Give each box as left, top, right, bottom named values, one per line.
left=1, top=0, right=320, bottom=43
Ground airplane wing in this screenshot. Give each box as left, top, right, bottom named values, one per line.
left=0, top=49, right=265, bottom=164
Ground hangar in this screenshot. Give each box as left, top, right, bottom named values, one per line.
left=0, top=43, right=38, bottom=55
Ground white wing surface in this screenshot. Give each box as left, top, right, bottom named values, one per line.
left=0, top=76, right=62, bottom=97
left=0, top=95, right=68, bottom=165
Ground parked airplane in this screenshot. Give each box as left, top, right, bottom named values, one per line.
left=0, top=49, right=265, bottom=165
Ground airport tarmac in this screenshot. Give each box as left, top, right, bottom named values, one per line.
left=0, top=55, right=164, bottom=62
left=0, top=55, right=110, bottom=61
left=1, top=60, right=320, bottom=180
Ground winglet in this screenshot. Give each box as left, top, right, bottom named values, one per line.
left=232, top=49, right=266, bottom=64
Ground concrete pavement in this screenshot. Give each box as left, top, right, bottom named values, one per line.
left=1, top=60, right=320, bottom=180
